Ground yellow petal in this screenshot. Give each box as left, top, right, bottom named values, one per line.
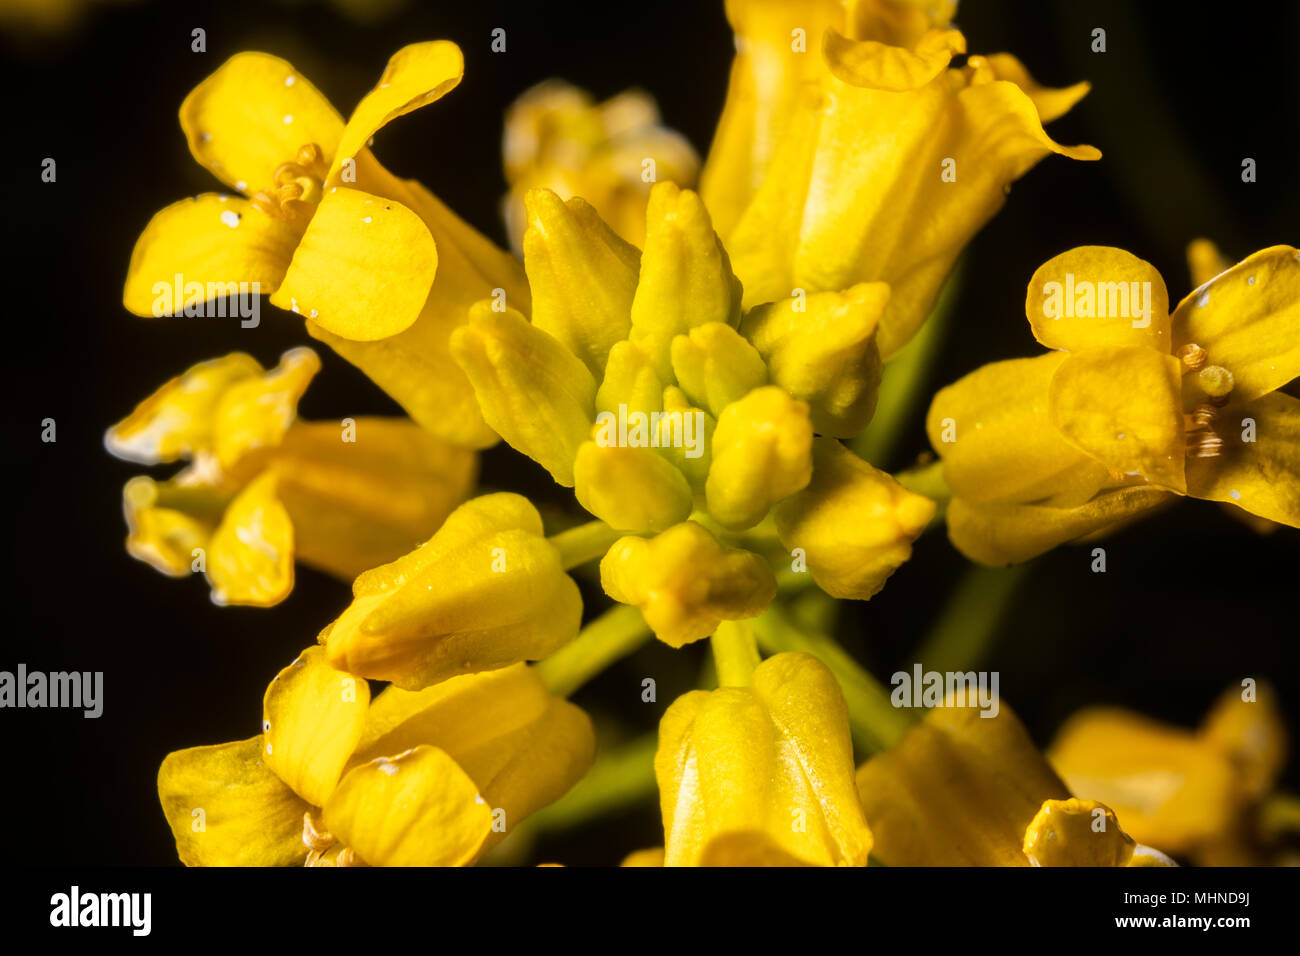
left=621, top=847, right=666, bottom=867
left=105, top=352, right=262, bottom=465
left=1021, top=798, right=1135, bottom=867
left=327, top=41, right=465, bottom=183
left=629, top=182, right=743, bottom=380
left=206, top=470, right=295, bottom=606
left=262, top=646, right=370, bottom=807
left=323, top=494, right=582, bottom=689
left=123, top=195, right=300, bottom=317
left=857, top=697, right=1069, bottom=866
left=305, top=163, right=527, bottom=449
left=596, top=340, right=664, bottom=417
left=656, top=386, right=716, bottom=492
left=947, top=485, right=1170, bottom=566
left=324, top=745, right=492, bottom=866
left=600, top=521, right=776, bottom=648
left=1185, top=392, right=1300, bottom=527
left=657, top=652, right=872, bottom=866
left=824, top=27, right=965, bottom=92
left=210, top=347, right=320, bottom=473
left=983, top=53, right=1092, bottom=123
left=271, top=187, right=436, bottom=340
left=523, top=189, right=641, bottom=376
left=179, top=52, right=344, bottom=195
left=269, top=418, right=476, bottom=581
left=158, top=736, right=309, bottom=867
left=670, top=322, right=768, bottom=418
left=451, top=302, right=596, bottom=486
left=927, top=353, right=1104, bottom=505
left=574, top=441, right=694, bottom=533
left=1049, top=346, right=1186, bottom=491
left=1025, top=246, right=1171, bottom=352
left=706, top=386, right=813, bottom=531
left=740, top=282, right=886, bottom=437
left=1048, top=706, right=1241, bottom=854
left=774, top=439, right=933, bottom=599
left=1171, top=245, right=1300, bottom=403
left=120, top=475, right=224, bottom=577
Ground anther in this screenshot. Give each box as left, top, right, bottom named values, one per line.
left=1176, top=343, right=1207, bottom=373
left=302, top=809, right=334, bottom=852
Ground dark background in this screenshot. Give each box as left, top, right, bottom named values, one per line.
left=0, top=0, right=1295, bottom=865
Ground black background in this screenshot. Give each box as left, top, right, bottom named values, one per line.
left=0, top=0, right=1296, bottom=866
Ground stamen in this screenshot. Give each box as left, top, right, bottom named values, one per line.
left=248, top=143, right=327, bottom=221
left=302, top=809, right=334, bottom=852
left=1176, top=343, right=1207, bottom=373
left=1198, top=365, right=1235, bottom=403
left=1188, top=432, right=1224, bottom=458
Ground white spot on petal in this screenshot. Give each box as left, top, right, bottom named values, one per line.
left=235, top=180, right=247, bottom=191
left=284, top=75, right=295, bottom=86
left=1230, top=489, right=1242, bottom=500
left=1247, top=275, right=1256, bottom=286
left=362, top=216, right=372, bottom=223
left=220, top=210, right=241, bottom=228
left=283, top=114, right=294, bottom=125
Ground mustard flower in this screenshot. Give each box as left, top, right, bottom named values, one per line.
left=106, top=347, right=475, bottom=606
left=158, top=647, right=593, bottom=866
left=501, top=80, right=699, bottom=252
left=1049, top=682, right=1292, bottom=865
left=927, top=244, right=1300, bottom=564
left=123, top=41, right=530, bottom=447
left=702, top=0, right=1099, bottom=355
left=857, top=692, right=1174, bottom=866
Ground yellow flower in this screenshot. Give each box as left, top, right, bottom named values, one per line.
left=701, top=0, right=1099, bottom=356
left=157, top=647, right=593, bottom=866
left=106, top=348, right=475, bottom=606
left=320, top=493, right=583, bottom=689
left=450, top=181, right=932, bottom=645
left=123, top=41, right=530, bottom=448
left=654, top=652, right=873, bottom=865
left=856, top=692, right=1173, bottom=866
left=927, top=244, right=1300, bottom=565
left=501, top=80, right=699, bottom=252
left=1049, top=682, right=1290, bottom=864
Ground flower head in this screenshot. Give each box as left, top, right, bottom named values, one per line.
left=158, top=647, right=593, bottom=866
left=106, top=347, right=475, bottom=605
left=927, top=244, right=1300, bottom=564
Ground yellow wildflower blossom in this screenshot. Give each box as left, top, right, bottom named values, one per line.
left=857, top=692, right=1174, bottom=866
left=1049, top=682, right=1291, bottom=865
left=655, top=652, right=873, bottom=866
left=106, top=348, right=475, bottom=606
left=927, top=244, right=1300, bottom=565
left=501, top=80, right=699, bottom=252
left=702, top=0, right=1099, bottom=355
left=123, top=41, right=530, bottom=447
left=449, top=181, right=932, bottom=646
left=157, top=647, right=593, bottom=866
left=320, top=493, right=583, bottom=689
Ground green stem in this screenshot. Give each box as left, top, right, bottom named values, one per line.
left=525, top=734, right=659, bottom=832
left=912, top=563, right=1031, bottom=673
left=852, top=259, right=963, bottom=470
left=712, top=619, right=761, bottom=686
left=536, top=604, right=650, bottom=697
left=547, top=520, right=622, bottom=570
left=752, top=606, right=914, bottom=753
left=895, top=459, right=951, bottom=528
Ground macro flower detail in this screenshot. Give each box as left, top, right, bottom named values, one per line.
left=927, top=244, right=1300, bottom=565
left=856, top=692, right=1172, bottom=866
left=158, top=648, right=594, bottom=866
left=106, top=347, right=475, bottom=605
left=1049, top=683, right=1292, bottom=865
left=451, top=179, right=930, bottom=645
left=321, top=493, right=583, bottom=689
left=501, top=79, right=700, bottom=252
left=123, top=41, right=530, bottom=447
left=702, top=0, right=1099, bottom=356
left=654, top=652, right=873, bottom=866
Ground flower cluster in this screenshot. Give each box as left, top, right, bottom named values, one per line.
left=109, top=0, right=1296, bottom=867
